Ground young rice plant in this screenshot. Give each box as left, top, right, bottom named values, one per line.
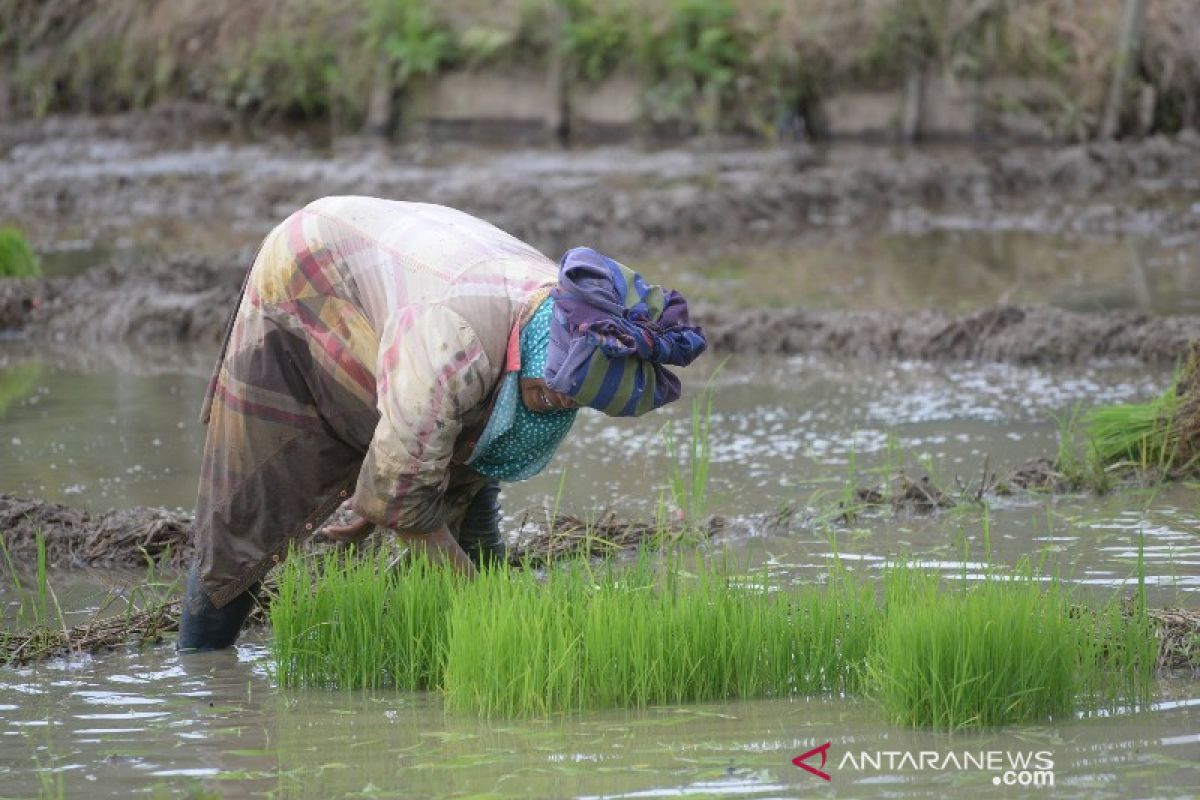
left=270, top=546, right=1156, bottom=729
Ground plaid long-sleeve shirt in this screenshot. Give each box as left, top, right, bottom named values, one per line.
left=202, top=196, right=557, bottom=534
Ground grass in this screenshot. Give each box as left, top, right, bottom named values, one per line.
left=5, top=0, right=1198, bottom=137
left=0, top=227, right=41, bottom=278
left=661, top=374, right=717, bottom=530
left=269, top=545, right=1156, bottom=729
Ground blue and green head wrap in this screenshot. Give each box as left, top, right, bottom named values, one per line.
left=545, top=247, right=707, bottom=416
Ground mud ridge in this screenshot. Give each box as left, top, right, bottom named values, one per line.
left=698, top=304, right=1200, bottom=364
left=2, top=117, right=1200, bottom=253
left=0, top=494, right=775, bottom=573
left=4, top=260, right=1199, bottom=364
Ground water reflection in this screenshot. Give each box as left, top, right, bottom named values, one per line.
left=653, top=230, right=1200, bottom=315
left=1, top=638, right=1195, bottom=798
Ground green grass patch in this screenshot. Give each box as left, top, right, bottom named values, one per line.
left=270, top=548, right=1155, bottom=728
left=0, top=227, right=41, bottom=278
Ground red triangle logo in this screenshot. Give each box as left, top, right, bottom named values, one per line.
left=792, top=741, right=832, bottom=782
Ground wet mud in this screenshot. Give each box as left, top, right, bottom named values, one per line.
left=0, top=493, right=194, bottom=570
left=4, top=260, right=1199, bottom=364
left=2, top=114, right=1199, bottom=256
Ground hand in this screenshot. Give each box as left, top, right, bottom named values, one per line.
left=322, top=513, right=374, bottom=543
left=395, top=525, right=477, bottom=578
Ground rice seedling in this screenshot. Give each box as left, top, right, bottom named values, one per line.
left=1084, top=350, right=1200, bottom=478
left=443, top=551, right=882, bottom=715
left=271, top=545, right=1156, bottom=729
left=870, top=557, right=1155, bottom=730
left=1085, top=390, right=1181, bottom=471
left=662, top=366, right=723, bottom=531
left=270, top=547, right=458, bottom=690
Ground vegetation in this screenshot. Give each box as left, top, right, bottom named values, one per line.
left=872, top=562, right=1155, bottom=728
left=661, top=378, right=715, bottom=530
left=2, top=0, right=1198, bottom=138
left=1080, top=348, right=1200, bottom=480
left=0, top=227, right=40, bottom=278
left=270, top=545, right=1155, bottom=729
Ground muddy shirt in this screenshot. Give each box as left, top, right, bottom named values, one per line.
left=202, top=196, right=557, bottom=534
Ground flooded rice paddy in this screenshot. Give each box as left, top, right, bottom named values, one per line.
left=2, top=218, right=1199, bottom=797
left=2, top=342, right=1198, bottom=796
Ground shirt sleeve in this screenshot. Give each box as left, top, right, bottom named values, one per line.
left=351, top=303, right=495, bottom=532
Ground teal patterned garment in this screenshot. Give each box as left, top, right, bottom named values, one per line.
left=468, top=298, right=579, bottom=481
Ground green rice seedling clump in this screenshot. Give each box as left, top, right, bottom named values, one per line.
left=1085, top=391, right=1180, bottom=470
left=271, top=550, right=1156, bottom=728
left=0, top=227, right=41, bottom=278
left=871, top=564, right=1155, bottom=729
left=442, top=557, right=882, bottom=716
left=270, top=548, right=456, bottom=690
left=1083, top=350, right=1200, bottom=476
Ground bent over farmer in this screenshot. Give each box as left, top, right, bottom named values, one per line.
left=179, top=196, right=706, bottom=650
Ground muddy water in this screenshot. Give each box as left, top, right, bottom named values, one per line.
left=0, top=641, right=1197, bottom=798
left=652, top=229, right=1200, bottom=314
left=1, top=347, right=1196, bottom=607
left=3, top=332, right=1200, bottom=795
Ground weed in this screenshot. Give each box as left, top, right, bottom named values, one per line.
left=0, top=227, right=40, bottom=278
left=365, top=0, right=452, bottom=86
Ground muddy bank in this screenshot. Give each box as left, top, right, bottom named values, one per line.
left=5, top=261, right=1197, bottom=364
left=698, top=304, right=1200, bottom=364
left=2, top=116, right=1200, bottom=253
left=0, top=494, right=194, bottom=570
left=0, top=493, right=776, bottom=574
left=0, top=256, right=241, bottom=348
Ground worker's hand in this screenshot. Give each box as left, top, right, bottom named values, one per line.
left=322, top=513, right=374, bottom=543
left=394, top=525, right=477, bottom=578
left=519, top=377, right=578, bottom=413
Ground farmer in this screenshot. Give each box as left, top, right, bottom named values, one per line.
left=178, top=196, right=706, bottom=651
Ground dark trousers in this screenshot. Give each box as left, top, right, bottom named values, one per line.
left=177, top=478, right=505, bottom=651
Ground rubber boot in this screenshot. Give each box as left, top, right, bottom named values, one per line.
left=456, top=478, right=507, bottom=567
left=177, top=562, right=258, bottom=652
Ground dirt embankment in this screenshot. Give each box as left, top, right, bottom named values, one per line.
left=698, top=304, right=1200, bottom=364
left=2, top=115, right=1200, bottom=256
left=3, top=117, right=1199, bottom=364
left=0, top=255, right=239, bottom=347
left=4, top=260, right=1199, bottom=365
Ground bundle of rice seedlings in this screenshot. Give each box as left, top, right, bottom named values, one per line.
left=0, top=227, right=40, bottom=278
left=870, top=564, right=1155, bottom=729
left=1085, top=343, right=1200, bottom=476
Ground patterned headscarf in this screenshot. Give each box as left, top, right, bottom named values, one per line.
left=544, top=247, right=706, bottom=416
